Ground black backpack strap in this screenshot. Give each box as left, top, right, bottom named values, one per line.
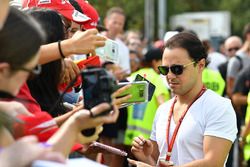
left=235, top=55, right=243, bottom=70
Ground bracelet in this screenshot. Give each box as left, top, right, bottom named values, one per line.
left=239, top=136, right=246, bottom=142
left=58, top=40, right=65, bottom=58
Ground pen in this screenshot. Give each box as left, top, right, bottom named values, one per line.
left=91, top=142, right=128, bottom=157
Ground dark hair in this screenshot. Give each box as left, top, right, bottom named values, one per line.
left=25, top=8, right=64, bottom=43
left=0, top=7, right=45, bottom=68
left=141, top=48, right=163, bottom=68
left=165, top=32, right=208, bottom=64
left=26, top=8, right=67, bottom=116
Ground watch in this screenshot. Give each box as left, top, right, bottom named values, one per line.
left=239, top=136, right=246, bottom=142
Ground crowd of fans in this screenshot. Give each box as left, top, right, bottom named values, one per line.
left=0, top=0, right=250, bottom=167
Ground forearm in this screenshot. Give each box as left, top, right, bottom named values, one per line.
left=47, top=120, right=77, bottom=157
left=39, top=39, right=74, bottom=65
left=226, top=78, right=234, bottom=98
left=177, top=159, right=222, bottom=167
left=232, top=94, right=247, bottom=106
left=54, top=109, right=78, bottom=126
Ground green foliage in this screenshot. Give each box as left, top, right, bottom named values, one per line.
left=90, top=0, right=250, bottom=38
left=90, top=0, right=144, bottom=31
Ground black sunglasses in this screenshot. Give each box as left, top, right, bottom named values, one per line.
left=227, top=47, right=240, bottom=52
left=158, top=61, right=195, bottom=76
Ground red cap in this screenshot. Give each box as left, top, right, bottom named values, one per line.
left=75, top=0, right=99, bottom=29
left=22, top=0, right=91, bottom=23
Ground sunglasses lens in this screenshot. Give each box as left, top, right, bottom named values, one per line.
left=171, top=65, right=184, bottom=75
left=158, top=66, right=169, bottom=75
left=228, top=47, right=239, bottom=52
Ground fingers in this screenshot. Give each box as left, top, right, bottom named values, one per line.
left=127, top=158, right=153, bottom=167
left=113, top=94, right=131, bottom=106
left=97, top=104, right=119, bottom=124
left=112, top=84, right=131, bottom=99
left=62, top=68, right=70, bottom=84
left=71, top=61, right=80, bottom=76
left=85, top=28, right=99, bottom=35
left=90, top=103, right=112, bottom=117
left=132, top=136, right=145, bottom=151
left=112, top=84, right=132, bottom=106
left=127, top=158, right=138, bottom=166
left=72, top=29, right=106, bottom=55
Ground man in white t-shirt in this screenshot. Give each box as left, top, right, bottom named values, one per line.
left=103, top=7, right=131, bottom=76
left=128, top=32, right=237, bottom=167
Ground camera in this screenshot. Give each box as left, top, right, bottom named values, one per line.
left=81, top=67, right=117, bottom=115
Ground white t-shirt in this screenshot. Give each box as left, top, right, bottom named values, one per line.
left=115, top=38, right=131, bottom=74
left=150, top=89, right=237, bottom=166
left=207, top=52, right=227, bottom=72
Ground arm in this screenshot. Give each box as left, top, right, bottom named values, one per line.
left=47, top=103, right=120, bottom=157
left=0, top=136, right=65, bottom=167
left=39, top=29, right=106, bottom=65
left=157, top=94, right=167, bottom=105
left=231, top=68, right=249, bottom=107
left=179, top=136, right=232, bottom=167
left=232, top=93, right=248, bottom=107
left=226, top=77, right=234, bottom=98
left=53, top=104, right=83, bottom=126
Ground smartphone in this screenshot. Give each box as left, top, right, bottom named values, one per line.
left=134, top=74, right=156, bottom=101
left=116, top=81, right=148, bottom=103
left=95, top=38, right=119, bottom=63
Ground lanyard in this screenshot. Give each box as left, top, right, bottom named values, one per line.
left=165, top=86, right=206, bottom=161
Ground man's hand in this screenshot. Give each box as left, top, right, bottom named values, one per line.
left=69, top=29, right=106, bottom=56
left=127, top=158, right=154, bottom=167
left=131, top=136, right=153, bottom=162
left=111, top=84, right=132, bottom=107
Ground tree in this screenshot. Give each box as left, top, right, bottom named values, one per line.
left=90, top=0, right=250, bottom=39
left=90, top=0, right=144, bottom=32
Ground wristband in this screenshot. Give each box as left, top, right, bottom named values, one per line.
left=58, top=40, right=65, bottom=58
left=239, top=136, right=246, bottom=142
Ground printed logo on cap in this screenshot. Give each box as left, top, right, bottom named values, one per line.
left=72, top=10, right=91, bottom=22
left=38, top=0, right=51, bottom=5
left=90, top=22, right=97, bottom=27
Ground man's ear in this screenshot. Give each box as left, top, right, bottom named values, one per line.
left=0, top=62, right=11, bottom=76
left=198, top=58, right=206, bottom=70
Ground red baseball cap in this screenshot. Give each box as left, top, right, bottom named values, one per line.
left=74, top=0, right=99, bottom=29
left=22, top=0, right=91, bottom=23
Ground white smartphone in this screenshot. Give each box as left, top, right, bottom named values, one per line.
left=95, top=38, right=119, bottom=63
